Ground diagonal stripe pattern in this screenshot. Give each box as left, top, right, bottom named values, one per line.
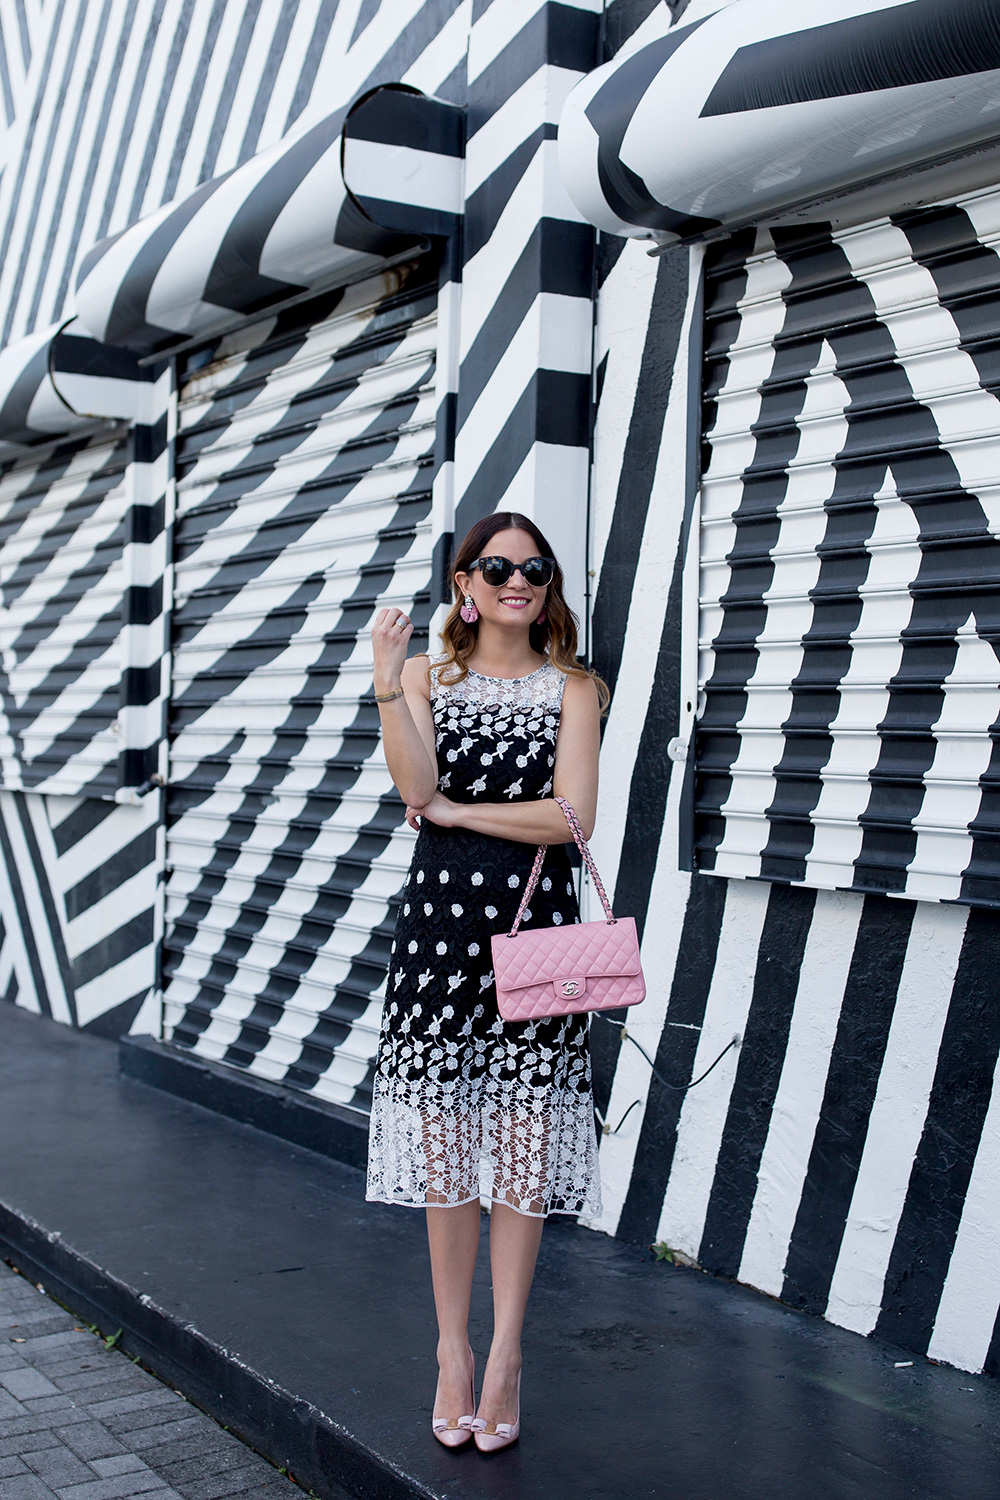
left=0, top=431, right=131, bottom=798
left=696, top=204, right=1000, bottom=904
left=161, top=265, right=439, bottom=1113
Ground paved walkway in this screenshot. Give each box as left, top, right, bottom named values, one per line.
left=1, top=1004, right=998, bottom=1500
left=0, top=1263, right=297, bottom=1500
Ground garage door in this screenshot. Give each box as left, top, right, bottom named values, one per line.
left=696, top=191, right=1000, bottom=905
left=161, top=265, right=438, bottom=1113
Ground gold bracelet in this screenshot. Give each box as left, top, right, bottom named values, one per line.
left=374, top=687, right=405, bottom=703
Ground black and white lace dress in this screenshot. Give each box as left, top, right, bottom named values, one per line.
left=365, top=656, right=602, bottom=1218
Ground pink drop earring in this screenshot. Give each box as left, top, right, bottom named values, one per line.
left=460, top=594, right=479, bottom=624
left=535, top=607, right=546, bottom=624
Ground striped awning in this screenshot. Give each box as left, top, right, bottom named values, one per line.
left=0, top=319, right=155, bottom=453
left=74, top=87, right=463, bottom=357
left=558, top=0, right=1000, bottom=244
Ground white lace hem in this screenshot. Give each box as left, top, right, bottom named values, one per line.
left=366, top=1077, right=603, bottom=1219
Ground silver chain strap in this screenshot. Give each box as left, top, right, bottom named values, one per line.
left=506, top=796, right=616, bottom=937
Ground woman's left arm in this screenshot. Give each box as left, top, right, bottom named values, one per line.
left=408, top=674, right=601, bottom=844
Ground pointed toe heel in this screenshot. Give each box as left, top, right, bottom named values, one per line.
left=471, top=1370, right=520, bottom=1453
left=432, top=1415, right=474, bottom=1448
left=431, top=1350, right=476, bottom=1449
left=471, top=1416, right=519, bottom=1453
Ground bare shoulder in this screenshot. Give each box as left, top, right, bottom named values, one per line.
left=561, top=670, right=600, bottom=712
left=402, top=653, right=432, bottom=697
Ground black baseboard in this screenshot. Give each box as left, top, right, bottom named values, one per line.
left=119, top=1036, right=369, bottom=1171
left=0, top=1205, right=429, bottom=1500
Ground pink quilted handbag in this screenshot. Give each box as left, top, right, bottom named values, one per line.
left=491, top=796, right=645, bottom=1022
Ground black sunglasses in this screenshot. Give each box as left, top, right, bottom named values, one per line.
left=468, top=555, right=555, bottom=587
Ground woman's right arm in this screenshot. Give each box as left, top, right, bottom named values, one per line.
left=372, top=608, right=438, bottom=808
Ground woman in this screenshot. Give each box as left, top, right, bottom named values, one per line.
left=366, top=511, right=606, bottom=1453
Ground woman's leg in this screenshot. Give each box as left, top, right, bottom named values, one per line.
left=476, top=1203, right=544, bottom=1425
left=426, top=1201, right=481, bottom=1416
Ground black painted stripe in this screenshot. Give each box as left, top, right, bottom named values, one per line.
left=596, top=228, right=627, bottom=289
left=282, top=0, right=339, bottom=133
left=703, top=0, right=1000, bottom=118
left=695, top=239, right=812, bottom=871
left=986, top=1308, right=1000, bottom=1379
left=203, top=112, right=349, bottom=317
left=0, top=0, right=83, bottom=347
left=591, top=253, right=687, bottom=703
left=0, top=340, right=56, bottom=443
left=457, top=219, right=593, bottom=417
left=351, top=0, right=384, bottom=48
left=586, top=22, right=717, bottom=238
left=285, top=801, right=405, bottom=1098
left=81, top=986, right=150, bottom=1039
left=453, top=368, right=591, bottom=538
left=0, top=0, right=67, bottom=341
left=875, top=907, right=1000, bottom=1354
left=64, top=826, right=157, bottom=921
left=198, top=0, right=263, bottom=182
left=49, top=795, right=118, bottom=858
left=611, top=536, right=685, bottom=942
left=86, top=171, right=220, bottom=347
left=469, top=4, right=598, bottom=133
left=161, top=0, right=228, bottom=206
left=92, top=0, right=167, bottom=242
left=49, top=0, right=141, bottom=316
left=837, top=228, right=1000, bottom=895
left=756, top=229, right=885, bottom=883
left=462, top=124, right=559, bottom=262
left=614, top=874, right=728, bottom=1245
left=603, top=0, right=664, bottom=60
left=893, top=204, right=1000, bottom=908
left=1, top=450, right=126, bottom=608
left=698, top=883, right=816, bottom=1278
left=781, top=894, right=915, bottom=1314
left=346, top=87, right=464, bottom=156
left=0, top=801, right=51, bottom=1017
left=0, top=27, right=15, bottom=125
left=72, top=908, right=153, bottom=992
left=13, top=795, right=77, bottom=1026
left=340, top=0, right=467, bottom=127
left=238, top=0, right=299, bottom=164
left=122, top=0, right=196, bottom=227
left=13, top=0, right=30, bottom=71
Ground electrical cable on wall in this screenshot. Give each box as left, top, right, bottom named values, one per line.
left=592, top=1018, right=742, bottom=1136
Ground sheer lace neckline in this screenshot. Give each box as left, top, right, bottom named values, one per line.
left=467, top=663, right=548, bottom=683
left=428, top=656, right=565, bottom=708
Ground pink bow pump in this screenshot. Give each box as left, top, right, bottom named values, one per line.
left=432, top=1352, right=476, bottom=1448
left=471, top=1372, right=520, bottom=1453
left=432, top=1413, right=474, bottom=1448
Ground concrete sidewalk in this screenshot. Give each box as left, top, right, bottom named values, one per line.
left=0, top=1263, right=297, bottom=1500
left=0, top=1004, right=997, bottom=1500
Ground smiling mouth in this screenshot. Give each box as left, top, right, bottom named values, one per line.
left=499, top=596, right=530, bottom=607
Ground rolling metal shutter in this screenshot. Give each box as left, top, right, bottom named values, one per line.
left=0, top=433, right=130, bottom=798
left=161, top=267, right=438, bottom=1112
left=696, top=191, right=1000, bottom=905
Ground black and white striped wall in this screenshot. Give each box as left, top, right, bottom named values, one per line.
left=0, top=0, right=996, bottom=1381
left=582, top=0, right=1000, bottom=1377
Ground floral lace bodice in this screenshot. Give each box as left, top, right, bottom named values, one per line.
left=428, top=656, right=566, bottom=804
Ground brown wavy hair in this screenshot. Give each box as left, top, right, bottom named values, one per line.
left=432, top=512, right=609, bottom=712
